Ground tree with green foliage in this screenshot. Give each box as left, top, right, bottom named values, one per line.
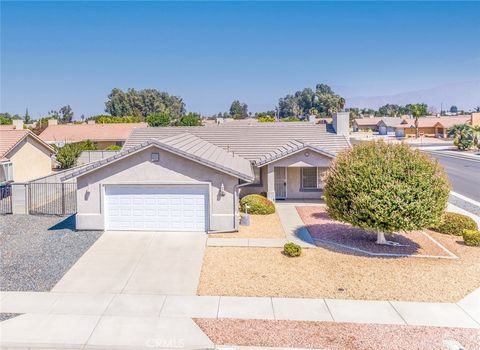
left=278, top=83, right=345, bottom=118
left=0, top=114, right=13, bottom=125
left=229, top=100, right=248, bottom=119
left=177, top=112, right=202, bottom=126
left=146, top=112, right=171, bottom=127
left=378, top=104, right=400, bottom=117
left=448, top=124, right=474, bottom=150
left=407, top=103, right=428, bottom=138
left=450, top=105, right=458, bottom=113
left=105, top=88, right=185, bottom=120
left=323, top=142, right=450, bottom=245
left=24, top=108, right=31, bottom=124
left=89, top=115, right=142, bottom=124
left=55, top=140, right=97, bottom=169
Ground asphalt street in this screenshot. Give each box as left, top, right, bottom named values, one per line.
left=426, top=152, right=480, bottom=202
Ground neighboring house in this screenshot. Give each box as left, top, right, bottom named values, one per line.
left=64, top=113, right=351, bottom=232
left=0, top=129, right=55, bottom=183
left=394, top=113, right=480, bottom=138
left=352, top=117, right=406, bottom=134
left=39, top=120, right=148, bottom=149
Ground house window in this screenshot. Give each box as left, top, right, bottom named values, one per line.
left=1, top=162, right=13, bottom=183
left=301, top=167, right=325, bottom=190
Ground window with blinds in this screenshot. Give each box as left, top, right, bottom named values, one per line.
left=301, top=167, right=325, bottom=189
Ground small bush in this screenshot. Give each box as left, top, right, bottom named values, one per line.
left=431, top=212, right=478, bottom=236
left=105, top=145, right=122, bottom=151
left=240, top=194, right=275, bottom=215
left=257, top=115, right=275, bottom=123
left=463, top=230, right=480, bottom=247
left=283, top=242, right=302, bottom=257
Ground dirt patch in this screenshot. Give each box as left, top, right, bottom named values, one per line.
left=198, top=231, right=480, bottom=301
left=296, top=206, right=452, bottom=257
left=195, top=318, right=480, bottom=350
left=209, top=213, right=285, bottom=239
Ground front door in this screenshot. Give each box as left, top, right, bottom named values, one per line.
left=274, top=167, right=287, bottom=199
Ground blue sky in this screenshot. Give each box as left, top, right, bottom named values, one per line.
left=1, top=1, right=479, bottom=119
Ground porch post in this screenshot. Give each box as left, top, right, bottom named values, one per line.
left=267, top=164, right=275, bottom=202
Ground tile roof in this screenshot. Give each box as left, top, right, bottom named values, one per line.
left=123, top=123, right=350, bottom=162
left=0, top=129, right=54, bottom=162
left=39, top=123, right=148, bottom=143
left=62, top=133, right=254, bottom=182
left=354, top=117, right=406, bottom=127
left=255, top=140, right=336, bottom=166
left=396, top=117, right=471, bottom=129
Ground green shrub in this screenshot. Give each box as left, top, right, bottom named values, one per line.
left=146, top=112, right=170, bottom=127
left=257, top=115, right=276, bottom=123
left=463, top=230, right=480, bottom=247
left=323, top=142, right=450, bottom=240
left=283, top=242, right=302, bottom=257
left=431, top=212, right=478, bottom=236
left=240, top=194, right=275, bottom=215
left=177, top=112, right=202, bottom=126
left=105, top=145, right=122, bottom=151
left=55, top=140, right=97, bottom=169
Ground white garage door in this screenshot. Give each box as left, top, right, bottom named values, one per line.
left=104, top=185, right=208, bottom=232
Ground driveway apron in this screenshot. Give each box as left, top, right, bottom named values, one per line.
left=52, top=231, right=206, bottom=295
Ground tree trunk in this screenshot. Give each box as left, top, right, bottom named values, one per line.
left=376, top=231, right=388, bottom=244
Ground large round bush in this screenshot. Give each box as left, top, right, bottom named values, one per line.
left=323, top=142, right=450, bottom=244
left=431, top=212, right=478, bottom=236
left=240, top=194, right=275, bottom=215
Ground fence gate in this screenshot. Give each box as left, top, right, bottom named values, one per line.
left=28, top=183, right=77, bottom=215
left=0, top=184, right=13, bottom=214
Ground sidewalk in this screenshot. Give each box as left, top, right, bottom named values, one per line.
left=1, top=290, right=479, bottom=349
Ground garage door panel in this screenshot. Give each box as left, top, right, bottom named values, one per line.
left=105, top=185, right=207, bottom=232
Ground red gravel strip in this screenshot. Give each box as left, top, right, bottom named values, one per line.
left=195, top=318, right=480, bottom=350
left=296, top=206, right=450, bottom=257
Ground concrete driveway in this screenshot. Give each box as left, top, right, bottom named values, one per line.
left=52, top=231, right=206, bottom=295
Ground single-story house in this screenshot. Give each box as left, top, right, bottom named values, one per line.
left=39, top=120, right=148, bottom=149
left=0, top=129, right=55, bottom=183
left=64, top=113, right=351, bottom=232
left=352, top=117, right=407, bottom=134
left=394, top=113, right=480, bottom=138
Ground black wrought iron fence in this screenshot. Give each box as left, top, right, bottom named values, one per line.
left=28, top=183, right=77, bottom=215
left=0, top=183, right=12, bottom=214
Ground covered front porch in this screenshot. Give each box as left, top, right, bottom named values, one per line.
left=240, top=145, right=334, bottom=201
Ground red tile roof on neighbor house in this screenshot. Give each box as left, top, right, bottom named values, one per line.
left=39, top=123, right=148, bottom=143
left=0, top=129, right=54, bottom=162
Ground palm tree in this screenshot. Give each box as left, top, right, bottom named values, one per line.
left=472, top=125, right=480, bottom=150
left=409, top=104, right=427, bottom=138
left=448, top=124, right=474, bottom=150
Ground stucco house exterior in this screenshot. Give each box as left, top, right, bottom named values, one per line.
left=352, top=117, right=406, bottom=134
left=0, top=129, right=55, bottom=183
left=39, top=120, right=147, bottom=149
left=65, top=113, right=351, bottom=232
left=394, top=113, right=480, bottom=138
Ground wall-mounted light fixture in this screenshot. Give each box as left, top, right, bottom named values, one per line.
left=220, top=182, right=226, bottom=196
left=151, top=153, right=160, bottom=162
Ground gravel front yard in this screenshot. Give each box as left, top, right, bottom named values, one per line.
left=198, top=231, right=480, bottom=301
left=297, top=206, right=452, bottom=257
left=0, top=215, right=101, bottom=291
left=209, top=213, right=285, bottom=239
left=195, top=318, right=480, bottom=350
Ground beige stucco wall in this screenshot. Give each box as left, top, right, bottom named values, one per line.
left=285, top=167, right=326, bottom=199
left=75, top=145, right=239, bottom=232
left=8, top=137, right=52, bottom=182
